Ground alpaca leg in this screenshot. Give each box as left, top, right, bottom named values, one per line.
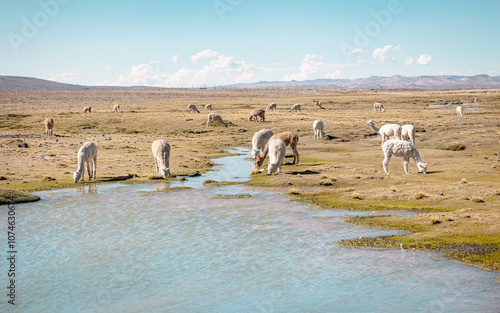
left=277, top=163, right=281, bottom=174
left=383, top=155, right=391, bottom=174
left=154, top=158, right=159, bottom=174
left=86, top=159, right=92, bottom=180
left=292, top=146, right=299, bottom=164
left=93, top=156, right=96, bottom=180
left=403, top=156, right=409, bottom=174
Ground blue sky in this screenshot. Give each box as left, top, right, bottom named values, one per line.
left=1, top=0, right=499, bottom=87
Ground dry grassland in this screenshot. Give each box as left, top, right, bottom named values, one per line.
left=0, top=88, right=499, bottom=272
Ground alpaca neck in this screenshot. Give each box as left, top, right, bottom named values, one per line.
left=76, top=153, right=86, bottom=174
left=368, top=123, right=379, bottom=132
left=411, top=146, right=423, bottom=164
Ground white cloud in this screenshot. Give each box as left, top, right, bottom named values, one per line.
left=406, top=54, right=433, bottom=66
left=372, top=44, right=401, bottom=62
left=416, top=54, right=433, bottom=65
left=348, top=48, right=367, bottom=55
left=171, top=55, right=180, bottom=64
left=48, top=70, right=84, bottom=83
left=283, top=54, right=351, bottom=81
left=100, top=50, right=264, bottom=87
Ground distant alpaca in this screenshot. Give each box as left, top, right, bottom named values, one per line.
left=266, top=103, right=277, bottom=111
left=373, top=102, right=385, bottom=112
left=249, top=108, right=265, bottom=122
left=474, top=97, right=478, bottom=103
left=151, top=140, right=171, bottom=178
left=44, top=117, right=54, bottom=137
left=267, top=139, right=287, bottom=174
left=313, top=100, right=324, bottom=109
left=382, top=139, right=428, bottom=175
left=188, top=104, right=200, bottom=113
left=73, top=142, right=97, bottom=182
left=251, top=129, right=274, bottom=158
left=313, top=120, right=325, bottom=139
left=401, top=124, right=416, bottom=146
left=457, top=106, right=464, bottom=117
left=83, top=106, right=91, bottom=113
left=112, top=104, right=121, bottom=113
left=256, top=132, right=299, bottom=167
left=288, top=103, right=301, bottom=113
left=204, top=104, right=213, bottom=111
left=366, top=120, right=402, bottom=143
left=207, top=113, right=228, bottom=127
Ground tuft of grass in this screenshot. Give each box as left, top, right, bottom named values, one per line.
left=251, top=170, right=261, bottom=175
left=441, top=142, right=466, bottom=151
left=319, top=178, right=334, bottom=186
left=147, top=174, right=164, bottom=180
left=471, top=196, right=484, bottom=203
left=415, top=192, right=426, bottom=200
left=390, top=186, right=397, bottom=192
left=127, top=173, right=139, bottom=178
left=430, top=218, right=441, bottom=225
left=213, top=193, right=252, bottom=199
left=461, top=178, right=467, bottom=184
left=0, top=188, right=40, bottom=204
left=320, top=175, right=328, bottom=179
left=178, top=177, right=187, bottom=181
left=288, top=188, right=300, bottom=195
left=351, top=191, right=362, bottom=199
left=43, top=176, right=56, bottom=181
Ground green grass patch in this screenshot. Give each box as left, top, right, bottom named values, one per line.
left=138, top=186, right=194, bottom=195
left=213, top=193, right=252, bottom=199
left=0, top=188, right=40, bottom=204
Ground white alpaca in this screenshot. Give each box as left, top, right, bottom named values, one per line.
left=112, top=104, right=121, bottom=113
left=288, top=103, right=301, bottom=113
left=373, top=102, right=385, bottom=112
left=382, top=139, right=428, bottom=175
left=204, top=104, right=213, bottom=111
left=313, top=120, right=325, bottom=139
left=457, top=106, right=464, bottom=117
left=251, top=129, right=274, bottom=158
left=207, top=113, right=228, bottom=127
left=266, top=103, right=277, bottom=111
left=83, top=106, right=91, bottom=113
left=267, top=139, right=286, bottom=174
left=44, top=117, right=54, bottom=137
left=151, top=140, right=171, bottom=178
left=401, top=124, right=416, bottom=146
left=188, top=104, right=200, bottom=113
left=366, top=120, right=402, bottom=143
left=73, top=142, right=97, bottom=182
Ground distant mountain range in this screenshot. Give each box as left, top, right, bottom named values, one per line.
left=1, top=74, right=499, bottom=90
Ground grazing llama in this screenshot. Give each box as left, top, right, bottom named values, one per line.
left=256, top=132, right=299, bottom=167
left=382, top=139, right=428, bottom=175
left=248, top=108, right=265, bottom=122
left=366, top=120, right=402, bottom=144
left=373, top=102, right=385, bottom=112
left=401, top=124, right=416, bottom=146
left=288, top=104, right=301, bottom=113
left=251, top=129, right=274, bottom=158
left=207, top=113, right=228, bottom=127
left=73, top=142, right=97, bottom=182
left=83, top=106, right=91, bottom=113
left=313, top=120, right=325, bottom=139
left=313, top=100, right=324, bottom=109
left=266, top=103, right=277, bottom=111
left=204, top=104, right=213, bottom=111
left=112, top=104, right=121, bottom=113
left=267, top=139, right=287, bottom=174
left=188, top=104, right=200, bottom=113
left=151, top=140, right=171, bottom=178
left=44, top=117, right=54, bottom=137
left=456, top=106, right=464, bottom=117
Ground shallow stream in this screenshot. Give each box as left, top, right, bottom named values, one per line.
left=1, top=148, right=498, bottom=312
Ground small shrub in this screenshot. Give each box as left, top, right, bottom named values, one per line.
left=471, top=196, right=484, bottom=203
left=320, top=175, right=328, bottom=179
left=128, top=173, right=139, bottom=178
left=351, top=192, right=362, bottom=199
left=178, top=177, right=187, bottom=181
left=430, top=218, right=441, bottom=225
left=147, top=174, right=164, bottom=180
left=442, top=142, right=466, bottom=151
left=390, top=186, right=397, bottom=192
left=461, top=178, right=467, bottom=184
left=415, top=192, right=426, bottom=200
left=251, top=170, right=260, bottom=175
left=319, top=178, right=334, bottom=186
left=43, top=176, right=56, bottom=181
left=288, top=188, right=300, bottom=195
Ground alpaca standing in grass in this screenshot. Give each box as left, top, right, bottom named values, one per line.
left=288, top=103, right=301, bottom=113
left=313, top=120, right=325, bottom=139
left=249, top=108, right=265, bottom=122
left=373, top=102, right=385, bottom=112
left=251, top=129, right=274, bottom=158
left=207, top=113, right=228, bottom=127
left=266, top=103, right=277, bottom=111
left=188, top=104, right=200, bottom=113
left=44, top=117, right=54, bottom=137
left=401, top=124, right=416, bottom=146
left=83, top=106, right=91, bottom=113
left=457, top=106, right=464, bottom=117
left=151, top=140, right=171, bottom=178
left=204, top=104, right=213, bottom=111
left=73, top=142, right=97, bottom=182
left=267, top=139, right=286, bottom=174
left=382, top=139, right=428, bottom=175
left=366, top=120, right=402, bottom=144
left=112, top=104, right=121, bottom=113
left=256, top=132, right=299, bottom=167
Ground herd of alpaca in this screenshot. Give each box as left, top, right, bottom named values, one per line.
left=43, top=97, right=475, bottom=182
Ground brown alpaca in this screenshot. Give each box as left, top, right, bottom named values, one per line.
left=248, top=108, right=265, bottom=122
left=313, top=100, right=324, bottom=109
left=44, top=117, right=54, bottom=136
left=256, top=132, right=299, bottom=167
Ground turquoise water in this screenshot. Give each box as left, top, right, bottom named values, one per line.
left=1, top=148, right=499, bottom=312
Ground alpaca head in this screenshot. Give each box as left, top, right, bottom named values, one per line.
left=417, top=162, right=428, bottom=174
left=381, top=107, right=385, bottom=112
left=73, top=171, right=81, bottom=183
left=223, top=122, right=228, bottom=128
left=251, top=149, right=260, bottom=159
left=256, top=154, right=265, bottom=167
left=161, top=168, right=171, bottom=178
left=366, top=120, right=374, bottom=126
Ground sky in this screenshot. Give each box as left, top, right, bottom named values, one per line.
left=1, top=0, right=499, bottom=87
